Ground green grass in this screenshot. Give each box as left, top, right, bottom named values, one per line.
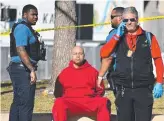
left=1, top=80, right=54, bottom=113
left=1, top=80, right=164, bottom=114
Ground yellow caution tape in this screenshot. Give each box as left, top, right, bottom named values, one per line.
left=1, top=16, right=164, bottom=36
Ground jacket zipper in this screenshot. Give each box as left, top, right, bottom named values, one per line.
left=130, top=36, right=139, bottom=88
left=131, top=56, right=134, bottom=88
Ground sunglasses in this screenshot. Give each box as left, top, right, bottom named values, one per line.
left=111, top=15, right=122, bottom=19
left=123, top=18, right=136, bottom=22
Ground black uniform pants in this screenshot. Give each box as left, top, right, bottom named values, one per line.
left=115, top=86, right=153, bottom=121
left=7, top=62, right=36, bottom=121
left=107, top=73, right=117, bottom=96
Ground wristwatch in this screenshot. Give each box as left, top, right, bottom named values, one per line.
left=98, top=76, right=103, bottom=80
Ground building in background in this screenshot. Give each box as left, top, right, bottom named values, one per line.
left=0, top=0, right=164, bottom=81
left=0, top=0, right=145, bottom=41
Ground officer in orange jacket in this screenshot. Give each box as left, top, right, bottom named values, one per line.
left=99, top=7, right=163, bottom=121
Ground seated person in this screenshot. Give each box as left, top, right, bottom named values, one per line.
left=52, top=46, right=111, bottom=121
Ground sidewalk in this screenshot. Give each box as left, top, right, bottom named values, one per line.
left=1, top=113, right=164, bottom=121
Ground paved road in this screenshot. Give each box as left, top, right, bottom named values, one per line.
left=1, top=113, right=164, bottom=121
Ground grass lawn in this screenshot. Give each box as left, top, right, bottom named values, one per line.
left=1, top=80, right=164, bottom=114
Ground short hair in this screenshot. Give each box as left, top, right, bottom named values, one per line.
left=113, top=7, right=125, bottom=15
left=123, top=7, right=138, bottom=18
left=22, top=4, right=37, bottom=15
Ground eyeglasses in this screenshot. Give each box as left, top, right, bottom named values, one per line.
left=123, top=18, right=136, bottom=22
left=111, top=15, right=122, bottom=19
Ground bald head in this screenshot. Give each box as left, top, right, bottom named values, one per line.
left=72, top=46, right=84, bottom=54
left=71, top=46, right=85, bottom=66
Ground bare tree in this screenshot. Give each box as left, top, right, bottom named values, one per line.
left=48, top=1, right=76, bottom=91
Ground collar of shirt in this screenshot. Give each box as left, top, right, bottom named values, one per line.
left=125, top=26, right=144, bottom=51
left=18, top=18, right=28, bottom=23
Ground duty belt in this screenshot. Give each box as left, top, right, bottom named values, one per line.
left=9, top=62, right=38, bottom=71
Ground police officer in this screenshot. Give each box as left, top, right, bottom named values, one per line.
left=7, top=4, right=45, bottom=121
left=98, top=7, right=139, bottom=121
left=98, top=7, right=124, bottom=96
left=100, top=7, right=163, bottom=121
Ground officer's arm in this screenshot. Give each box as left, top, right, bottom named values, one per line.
left=16, top=47, right=35, bottom=72
left=99, top=56, right=113, bottom=77
left=100, top=35, right=119, bottom=58
left=95, top=81, right=105, bottom=96
left=100, top=22, right=126, bottom=58
left=151, top=35, right=163, bottom=83
left=14, top=24, right=35, bottom=72
left=151, top=35, right=163, bottom=98
left=94, top=71, right=105, bottom=96
left=98, top=29, right=115, bottom=77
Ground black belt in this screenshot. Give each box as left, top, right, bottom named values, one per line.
left=10, top=62, right=24, bottom=66
left=10, top=62, right=37, bottom=71
left=116, top=85, right=153, bottom=90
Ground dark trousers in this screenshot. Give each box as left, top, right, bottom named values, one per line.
left=7, top=62, right=36, bottom=121
left=107, top=73, right=117, bottom=96
left=115, top=87, right=153, bottom=121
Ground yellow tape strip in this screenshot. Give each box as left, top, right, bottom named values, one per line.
left=1, top=16, right=164, bottom=36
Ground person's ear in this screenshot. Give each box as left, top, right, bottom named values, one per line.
left=23, top=12, right=27, bottom=18
left=119, top=16, right=123, bottom=22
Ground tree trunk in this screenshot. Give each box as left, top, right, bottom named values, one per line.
left=48, top=1, right=76, bottom=91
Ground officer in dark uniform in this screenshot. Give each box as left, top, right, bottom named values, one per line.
left=98, top=7, right=124, bottom=96
left=7, top=4, right=46, bottom=121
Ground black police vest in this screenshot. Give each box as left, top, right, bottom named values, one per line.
left=111, top=31, right=155, bottom=88
left=10, top=21, right=40, bottom=61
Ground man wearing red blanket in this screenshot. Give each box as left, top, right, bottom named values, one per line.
left=52, top=46, right=111, bottom=121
